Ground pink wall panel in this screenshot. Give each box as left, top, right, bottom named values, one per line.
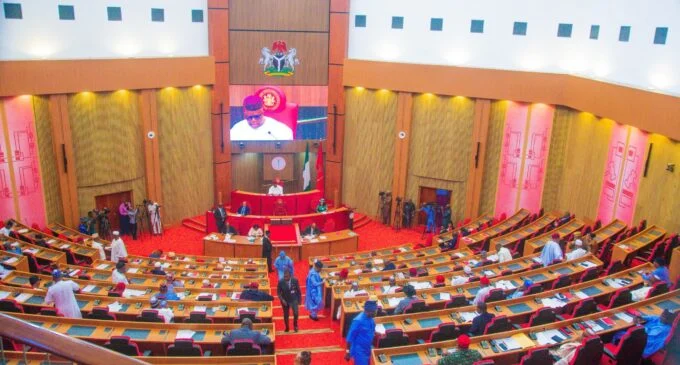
left=495, top=102, right=529, bottom=218
left=597, top=123, right=629, bottom=224
left=518, top=104, right=555, bottom=213
left=2, top=96, right=47, bottom=227
left=0, top=141, right=16, bottom=221
left=614, top=127, right=648, bottom=224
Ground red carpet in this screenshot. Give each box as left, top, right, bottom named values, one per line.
left=124, top=217, right=420, bottom=364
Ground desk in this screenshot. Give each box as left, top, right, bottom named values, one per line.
left=92, top=259, right=269, bottom=275
left=611, top=225, right=666, bottom=264
left=0, top=352, right=278, bottom=364
left=205, top=207, right=350, bottom=235
left=309, top=244, right=413, bottom=266
left=523, top=218, right=585, bottom=256
left=5, top=312, right=275, bottom=356
left=436, top=213, right=494, bottom=243
left=491, top=214, right=558, bottom=249
left=461, top=209, right=530, bottom=247
left=127, top=254, right=267, bottom=267
left=670, top=246, right=680, bottom=285
left=231, top=189, right=323, bottom=215
left=203, top=230, right=358, bottom=262
left=0, top=284, right=274, bottom=323
left=2, top=238, right=66, bottom=264
left=0, top=251, right=29, bottom=272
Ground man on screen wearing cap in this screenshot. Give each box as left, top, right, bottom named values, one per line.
left=565, top=239, right=588, bottom=261
left=240, top=282, right=274, bottom=302
left=540, top=233, right=563, bottom=267
left=231, top=95, right=293, bottom=141
left=45, top=270, right=82, bottom=318
left=437, top=334, right=482, bottom=365
left=110, top=231, right=128, bottom=263
left=472, top=276, right=492, bottom=306
left=345, top=298, right=378, bottom=365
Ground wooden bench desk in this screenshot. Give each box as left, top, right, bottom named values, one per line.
left=2, top=239, right=66, bottom=265
left=0, top=251, right=29, bottom=272
left=0, top=352, right=277, bottom=365
left=491, top=213, right=558, bottom=249
left=14, top=224, right=100, bottom=261
left=523, top=218, right=586, bottom=256
left=611, top=225, right=666, bottom=264
left=436, top=214, right=495, bottom=243
left=460, top=209, right=531, bottom=248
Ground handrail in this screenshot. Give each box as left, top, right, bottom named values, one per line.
left=0, top=312, right=149, bottom=365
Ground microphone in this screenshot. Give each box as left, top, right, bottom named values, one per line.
left=267, top=131, right=279, bottom=140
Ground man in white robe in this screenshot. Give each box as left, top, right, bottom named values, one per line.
left=566, top=239, right=588, bottom=261
left=148, top=201, right=163, bottom=235
left=112, top=261, right=129, bottom=285
left=45, top=270, right=82, bottom=318
left=110, top=231, right=128, bottom=263
left=495, top=242, right=513, bottom=263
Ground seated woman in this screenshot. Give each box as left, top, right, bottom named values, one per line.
left=316, top=199, right=328, bottom=213
left=248, top=224, right=264, bottom=237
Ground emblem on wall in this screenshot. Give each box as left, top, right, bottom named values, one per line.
left=259, top=40, right=300, bottom=77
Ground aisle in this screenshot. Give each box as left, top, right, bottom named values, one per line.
left=125, top=217, right=425, bottom=364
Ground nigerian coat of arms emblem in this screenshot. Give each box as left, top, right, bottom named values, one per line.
left=259, top=40, right=300, bottom=77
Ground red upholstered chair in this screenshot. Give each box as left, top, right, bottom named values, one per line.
left=428, top=323, right=460, bottom=343
left=498, top=213, right=507, bottom=221
left=602, top=261, right=624, bottom=276
left=551, top=275, right=572, bottom=290
left=88, top=307, right=117, bottom=321
left=136, top=310, right=164, bottom=323
left=524, top=283, right=543, bottom=296
left=578, top=267, right=600, bottom=283
left=167, top=338, right=207, bottom=357
left=560, top=298, right=597, bottom=320
left=646, top=281, right=669, bottom=299
left=519, top=307, right=556, bottom=328
left=23, top=253, right=52, bottom=275
left=226, top=339, right=262, bottom=355
left=483, top=316, right=512, bottom=335
left=473, top=360, right=495, bottom=365
left=597, top=288, right=632, bottom=311
left=185, top=311, right=213, bottom=324
left=403, top=300, right=428, bottom=314
left=65, top=249, right=90, bottom=267
left=39, top=307, right=62, bottom=317
left=514, top=346, right=551, bottom=365
left=632, top=240, right=667, bottom=267
left=602, top=325, right=647, bottom=365
left=445, top=295, right=470, bottom=309
left=377, top=329, right=409, bottom=348
left=104, top=336, right=151, bottom=356
left=483, top=288, right=505, bottom=303
left=0, top=299, right=24, bottom=313
left=237, top=310, right=261, bottom=323
left=569, top=336, right=603, bottom=365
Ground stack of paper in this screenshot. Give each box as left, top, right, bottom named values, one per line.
left=615, top=312, right=634, bottom=323
left=459, top=312, right=477, bottom=322
left=128, top=268, right=139, bottom=274
left=487, top=254, right=499, bottom=262
left=108, top=302, right=123, bottom=312
left=495, top=337, right=522, bottom=351
left=468, top=260, right=479, bottom=266
left=483, top=270, right=496, bottom=277
left=15, top=293, right=32, bottom=303
left=0, top=291, right=11, bottom=300
left=584, top=320, right=604, bottom=332
left=395, top=272, right=405, bottom=279
left=631, top=286, right=652, bottom=302
left=573, top=291, right=589, bottom=299
left=375, top=323, right=387, bottom=334
left=68, top=270, right=80, bottom=277
left=60, top=244, right=71, bottom=249
left=227, top=260, right=238, bottom=265
left=373, top=259, right=384, bottom=265
left=175, top=330, right=196, bottom=340
left=4, top=257, right=18, bottom=264
left=82, top=285, right=97, bottom=293
left=193, top=306, right=207, bottom=312
left=454, top=252, right=465, bottom=258
left=495, top=280, right=516, bottom=290
left=410, top=282, right=432, bottom=290
left=532, top=257, right=543, bottom=263
left=231, top=293, right=241, bottom=300
left=18, top=229, right=28, bottom=234
left=438, top=293, right=451, bottom=301
left=123, top=289, right=147, bottom=298
left=541, top=298, right=567, bottom=308
left=511, top=333, right=536, bottom=349
left=319, top=235, right=327, bottom=239
left=387, top=297, right=402, bottom=307
left=96, top=264, right=109, bottom=270
left=536, top=329, right=564, bottom=345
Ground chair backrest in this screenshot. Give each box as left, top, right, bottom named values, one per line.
left=429, top=323, right=460, bottom=343
left=603, top=261, right=624, bottom=276
left=647, top=282, right=669, bottom=299
left=403, top=300, right=427, bottom=314
left=104, top=336, right=141, bottom=356
left=445, top=295, right=469, bottom=309
left=579, top=267, right=600, bottom=283
left=238, top=310, right=260, bottom=323
left=167, top=339, right=202, bottom=357
left=607, top=288, right=632, bottom=309
left=472, top=359, right=495, bottom=365
left=484, top=315, right=512, bottom=334
left=528, top=308, right=556, bottom=327
left=39, top=307, right=61, bottom=316
left=89, top=307, right=116, bottom=321
left=377, top=329, right=409, bottom=348
left=570, top=336, right=603, bottom=365
left=484, top=288, right=505, bottom=303
left=552, top=275, right=572, bottom=290
left=23, top=253, right=42, bottom=273
left=519, top=347, right=551, bottom=365
left=610, top=325, right=647, bottom=364
left=226, top=339, right=262, bottom=356
left=137, top=309, right=163, bottom=323
left=525, top=284, right=543, bottom=295
left=185, top=311, right=213, bottom=324
left=571, top=298, right=597, bottom=317
left=0, top=299, right=24, bottom=313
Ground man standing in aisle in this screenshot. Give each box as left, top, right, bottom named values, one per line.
left=127, top=203, right=139, bottom=240
left=344, top=298, right=378, bottom=365
left=44, top=270, right=81, bottom=318
left=277, top=269, right=301, bottom=332
left=110, top=231, right=128, bottom=263
left=118, top=201, right=129, bottom=236
left=213, top=203, right=227, bottom=234
left=305, top=261, right=324, bottom=320
left=262, top=230, right=273, bottom=272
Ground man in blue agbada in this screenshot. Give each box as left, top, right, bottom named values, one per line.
left=540, top=233, right=564, bottom=267
left=345, top=298, right=378, bottom=365
left=305, top=261, right=324, bottom=320
left=421, top=204, right=436, bottom=233
left=612, top=309, right=676, bottom=359
left=274, top=251, right=294, bottom=280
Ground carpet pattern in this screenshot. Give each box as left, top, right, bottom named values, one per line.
left=125, top=218, right=423, bottom=365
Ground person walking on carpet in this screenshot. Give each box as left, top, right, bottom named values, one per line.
left=305, top=261, right=324, bottom=320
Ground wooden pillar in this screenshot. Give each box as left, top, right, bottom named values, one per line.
left=139, top=89, right=162, bottom=204
left=464, top=99, right=491, bottom=218
left=208, top=0, right=232, bottom=205
left=326, top=0, right=349, bottom=204
left=390, top=92, right=413, bottom=225
left=0, top=100, right=21, bottom=220
left=47, top=95, right=80, bottom=227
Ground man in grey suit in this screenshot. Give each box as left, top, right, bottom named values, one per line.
left=221, top=318, right=271, bottom=352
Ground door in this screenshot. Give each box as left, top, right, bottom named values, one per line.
left=417, top=187, right=452, bottom=226
left=95, top=191, right=133, bottom=232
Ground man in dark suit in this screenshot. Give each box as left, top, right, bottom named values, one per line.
left=262, top=230, right=273, bottom=272
left=277, top=269, right=301, bottom=332
left=224, top=221, right=238, bottom=235
left=213, top=204, right=227, bottom=234
left=469, top=302, right=495, bottom=336
left=302, top=223, right=322, bottom=237
left=237, top=201, right=250, bottom=215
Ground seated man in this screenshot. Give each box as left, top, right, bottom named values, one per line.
left=224, top=221, right=238, bottom=235
left=230, top=95, right=293, bottom=141
left=611, top=309, right=676, bottom=359
left=26, top=275, right=41, bottom=290
left=315, top=199, right=328, bottom=213
left=0, top=220, right=14, bottom=237
left=237, top=201, right=250, bottom=215
left=469, top=302, right=495, bottom=336
left=34, top=234, right=48, bottom=248
left=437, top=334, right=481, bottom=365
left=565, top=239, right=588, bottom=261
left=550, top=329, right=597, bottom=365
left=165, top=274, right=184, bottom=293
left=507, top=279, right=532, bottom=300
left=383, top=276, right=400, bottom=294
left=268, top=178, right=284, bottom=196
left=362, top=262, right=374, bottom=273
left=150, top=262, right=167, bottom=276
left=148, top=249, right=163, bottom=259
left=248, top=224, right=264, bottom=237
left=154, top=283, right=179, bottom=301
left=393, top=284, right=417, bottom=314
left=642, top=257, right=670, bottom=284
left=5, top=242, right=22, bottom=255
left=382, top=259, right=396, bottom=271
left=112, top=261, right=129, bottom=285
left=343, top=282, right=367, bottom=298
left=240, top=282, right=274, bottom=301
left=149, top=297, right=174, bottom=323
left=452, top=266, right=474, bottom=285
left=495, top=242, right=513, bottom=263
left=302, top=223, right=322, bottom=237
left=472, top=276, right=492, bottom=306
left=540, top=233, right=564, bottom=267
left=221, top=318, right=271, bottom=350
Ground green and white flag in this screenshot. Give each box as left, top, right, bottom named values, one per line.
left=302, top=142, right=311, bottom=191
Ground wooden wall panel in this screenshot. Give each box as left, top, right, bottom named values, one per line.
left=329, top=13, right=349, bottom=65
left=342, top=88, right=397, bottom=215
left=405, top=95, right=476, bottom=223
left=478, top=100, right=507, bottom=215
left=157, top=86, right=214, bottom=224
left=541, top=107, right=571, bottom=212
left=31, top=96, right=64, bottom=223
left=67, top=90, right=146, bottom=217
left=634, top=134, right=680, bottom=233
left=231, top=153, right=263, bottom=193
left=555, top=109, right=614, bottom=220
left=229, top=32, right=328, bottom=85
left=229, top=0, right=329, bottom=31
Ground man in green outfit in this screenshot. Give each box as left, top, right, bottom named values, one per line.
left=437, top=334, right=482, bottom=365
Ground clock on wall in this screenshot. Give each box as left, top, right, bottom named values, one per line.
left=264, top=154, right=293, bottom=180
left=271, top=156, right=287, bottom=171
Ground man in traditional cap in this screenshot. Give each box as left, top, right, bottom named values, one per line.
left=240, top=282, right=274, bottom=301
left=393, top=284, right=417, bottom=314
left=383, top=276, right=400, bottom=294
left=150, top=297, right=174, bottom=323
left=507, top=279, right=533, bottom=299
left=437, top=334, right=482, bottom=365
left=434, top=275, right=446, bottom=287
left=305, top=261, right=324, bottom=320
left=154, top=283, right=179, bottom=301
left=540, top=233, right=563, bottom=267
left=268, top=178, right=284, bottom=196
left=277, top=269, right=301, bottom=332
left=472, top=276, right=492, bottom=306
left=110, top=231, right=128, bottom=263
left=151, top=262, right=166, bottom=276
left=274, top=251, right=294, bottom=280
left=345, top=298, right=378, bottom=365
left=45, top=270, right=81, bottom=318
left=231, top=95, right=293, bottom=140
left=566, top=239, right=588, bottom=260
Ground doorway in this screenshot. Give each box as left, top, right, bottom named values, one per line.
left=417, top=187, right=452, bottom=226
left=95, top=190, right=132, bottom=232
